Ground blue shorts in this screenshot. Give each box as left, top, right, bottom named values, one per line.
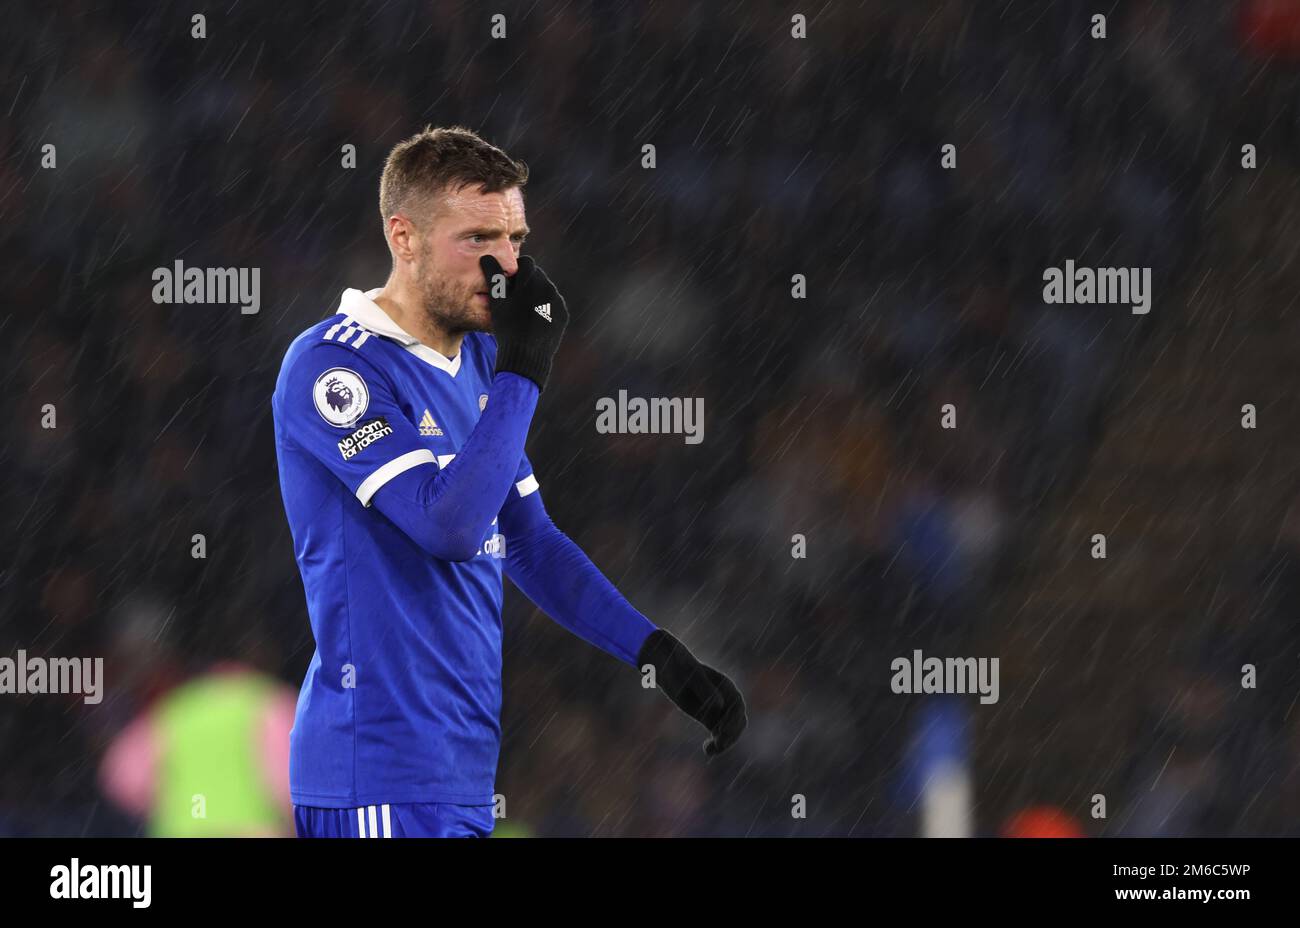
left=294, top=802, right=496, bottom=838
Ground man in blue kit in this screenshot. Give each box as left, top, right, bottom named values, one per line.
left=272, top=126, right=747, bottom=838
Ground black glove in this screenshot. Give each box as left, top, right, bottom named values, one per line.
left=637, top=629, right=747, bottom=756
left=480, top=254, right=569, bottom=392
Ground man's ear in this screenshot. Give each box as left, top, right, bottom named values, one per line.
left=387, top=215, right=417, bottom=263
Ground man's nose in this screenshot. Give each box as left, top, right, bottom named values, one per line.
left=489, top=243, right=518, bottom=277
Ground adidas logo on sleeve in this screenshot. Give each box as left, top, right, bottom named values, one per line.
left=533, top=303, right=552, bottom=322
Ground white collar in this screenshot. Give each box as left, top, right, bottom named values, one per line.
left=336, top=288, right=462, bottom=377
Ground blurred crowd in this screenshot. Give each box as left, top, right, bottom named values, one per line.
left=3, top=0, right=1300, bottom=836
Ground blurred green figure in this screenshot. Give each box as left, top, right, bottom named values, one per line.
left=100, top=663, right=296, bottom=837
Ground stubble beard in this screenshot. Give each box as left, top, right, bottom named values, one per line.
left=416, top=262, right=490, bottom=337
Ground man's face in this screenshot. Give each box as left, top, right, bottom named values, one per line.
left=408, top=184, right=528, bottom=337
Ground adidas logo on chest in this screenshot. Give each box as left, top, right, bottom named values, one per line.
left=418, top=409, right=444, bottom=436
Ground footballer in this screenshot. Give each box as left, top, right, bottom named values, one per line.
left=272, top=126, right=747, bottom=838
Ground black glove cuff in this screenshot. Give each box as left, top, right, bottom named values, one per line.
left=494, top=340, right=555, bottom=392
left=637, top=629, right=691, bottom=678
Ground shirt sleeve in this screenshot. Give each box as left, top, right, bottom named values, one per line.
left=365, top=388, right=541, bottom=562
left=498, top=482, right=658, bottom=666
left=274, top=340, right=438, bottom=507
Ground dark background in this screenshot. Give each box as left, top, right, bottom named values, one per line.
left=3, top=0, right=1300, bottom=836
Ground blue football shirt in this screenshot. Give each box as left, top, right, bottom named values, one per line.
left=273, top=287, right=537, bottom=807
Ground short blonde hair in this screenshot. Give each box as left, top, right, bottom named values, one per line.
left=378, top=125, right=529, bottom=230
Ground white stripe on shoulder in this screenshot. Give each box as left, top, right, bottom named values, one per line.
left=357, top=806, right=366, bottom=838
left=368, top=805, right=378, bottom=839
left=381, top=803, right=392, bottom=838
left=323, top=317, right=349, bottom=341
left=356, top=449, right=437, bottom=507
left=322, top=316, right=375, bottom=349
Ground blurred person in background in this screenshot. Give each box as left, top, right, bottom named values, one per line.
left=99, top=663, right=296, bottom=837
